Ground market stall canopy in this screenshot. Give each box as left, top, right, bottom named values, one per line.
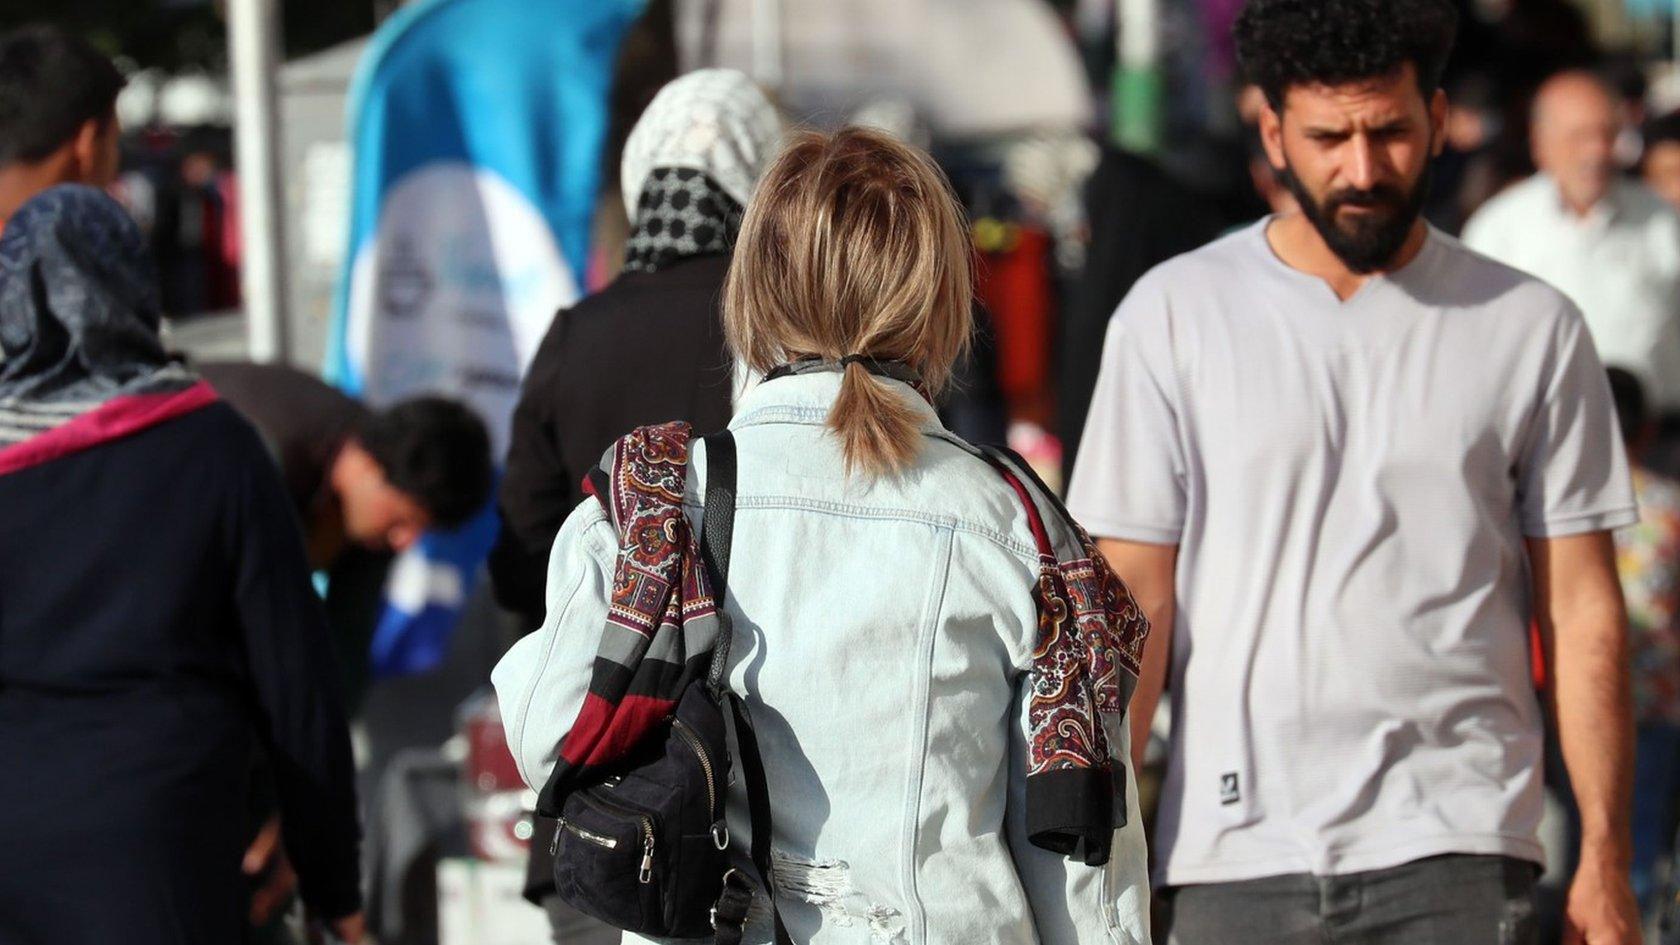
left=678, top=0, right=1092, bottom=138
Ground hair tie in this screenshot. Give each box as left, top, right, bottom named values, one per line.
left=762, top=356, right=924, bottom=389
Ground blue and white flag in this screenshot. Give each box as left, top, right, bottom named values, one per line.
left=330, top=0, right=644, bottom=677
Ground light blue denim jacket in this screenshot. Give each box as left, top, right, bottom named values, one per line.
left=493, top=372, right=1151, bottom=944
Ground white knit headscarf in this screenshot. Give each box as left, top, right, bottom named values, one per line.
left=619, top=69, right=783, bottom=221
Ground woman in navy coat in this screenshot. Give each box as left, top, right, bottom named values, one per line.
left=0, top=186, right=364, bottom=943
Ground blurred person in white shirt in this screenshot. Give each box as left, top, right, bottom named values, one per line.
left=1465, top=71, right=1680, bottom=417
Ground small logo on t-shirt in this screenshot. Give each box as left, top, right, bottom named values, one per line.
left=1220, top=772, right=1240, bottom=806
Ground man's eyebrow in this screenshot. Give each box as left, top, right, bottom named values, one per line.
left=1303, top=116, right=1411, bottom=136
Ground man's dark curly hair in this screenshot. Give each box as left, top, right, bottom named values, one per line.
left=1234, top=0, right=1460, bottom=111
left=360, top=396, right=493, bottom=530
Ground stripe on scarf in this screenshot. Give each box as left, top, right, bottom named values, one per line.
left=583, top=651, right=712, bottom=702
left=594, top=615, right=721, bottom=667
left=560, top=691, right=680, bottom=768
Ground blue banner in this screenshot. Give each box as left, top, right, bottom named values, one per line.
left=330, top=0, right=644, bottom=677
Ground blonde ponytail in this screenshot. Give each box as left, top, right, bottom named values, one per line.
left=829, top=361, right=924, bottom=476
left=724, top=128, right=974, bottom=478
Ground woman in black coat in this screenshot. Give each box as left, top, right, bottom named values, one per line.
left=0, top=186, right=364, bottom=944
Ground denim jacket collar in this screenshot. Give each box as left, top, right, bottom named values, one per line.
left=730, top=370, right=948, bottom=436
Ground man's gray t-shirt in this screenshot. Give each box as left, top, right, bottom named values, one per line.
left=1067, top=220, right=1637, bottom=887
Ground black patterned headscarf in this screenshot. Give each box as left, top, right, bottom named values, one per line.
left=0, top=185, right=195, bottom=448
left=619, top=69, right=782, bottom=274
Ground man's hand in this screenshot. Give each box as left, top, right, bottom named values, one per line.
left=244, top=814, right=298, bottom=926
left=1564, top=854, right=1641, bottom=945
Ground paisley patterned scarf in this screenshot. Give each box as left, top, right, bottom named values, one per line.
left=538, top=422, right=724, bottom=810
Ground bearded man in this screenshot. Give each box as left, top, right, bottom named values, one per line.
left=1068, top=1, right=1641, bottom=943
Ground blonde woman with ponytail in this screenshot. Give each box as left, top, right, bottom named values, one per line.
left=495, top=128, right=1152, bottom=944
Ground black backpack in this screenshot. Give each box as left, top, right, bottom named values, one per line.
left=537, top=432, right=792, bottom=945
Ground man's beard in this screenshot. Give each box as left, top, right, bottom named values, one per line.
left=1279, top=161, right=1432, bottom=274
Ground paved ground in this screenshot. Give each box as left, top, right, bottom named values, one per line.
left=163, top=310, right=249, bottom=362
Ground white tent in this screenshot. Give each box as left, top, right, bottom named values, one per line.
left=679, top=0, right=1092, bottom=138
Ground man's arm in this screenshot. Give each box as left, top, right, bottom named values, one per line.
left=1528, top=531, right=1639, bottom=945
left=1098, top=538, right=1177, bottom=772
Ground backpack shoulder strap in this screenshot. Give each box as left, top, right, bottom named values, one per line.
left=700, top=432, right=736, bottom=693
left=694, top=431, right=793, bottom=945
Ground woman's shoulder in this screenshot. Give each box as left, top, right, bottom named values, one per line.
left=911, top=436, right=1049, bottom=565
left=176, top=399, right=268, bottom=452
left=568, top=256, right=729, bottom=325
left=142, top=400, right=278, bottom=485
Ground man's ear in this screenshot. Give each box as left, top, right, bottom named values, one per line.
left=1260, top=99, right=1287, bottom=172
left=68, top=116, right=106, bottom=181
left=1430, top=88, right=1450, bottom=159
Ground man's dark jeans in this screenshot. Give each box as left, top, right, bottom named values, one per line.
left=1164, top=854, right=1539, bottom=945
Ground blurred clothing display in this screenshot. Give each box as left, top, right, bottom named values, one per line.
left=1465, top=175, right=1680, bottom=411
left=1609, top=361, right=1680, bottom=917
left=1617, top=466, right=1680, bottom=909
left=0, top=186, right=362, bottom=944
left=978, top=223, right=1056, bottom=425
left=1619, top=468, right=1680, bottom=729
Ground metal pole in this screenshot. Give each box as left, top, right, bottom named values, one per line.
left=1113, top=0, right=1162, bottom=153
left=229, top=0, right=290, bottom=364
left=751, top=0, right=782, bottom=94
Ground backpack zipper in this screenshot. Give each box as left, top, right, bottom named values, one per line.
left=555, top=819, right=619, bottom=851
left=571, top=791, right=657, bottom=883
left=670, top=717, right=718, bottom=816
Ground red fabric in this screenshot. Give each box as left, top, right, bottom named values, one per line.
left=561, top=692, right=678, bottom=768
left=993, top=462, right=1054, bottom=558
left=977, top=228, right=1055, bottom=422
left=0, top=382, right=219, bottom=476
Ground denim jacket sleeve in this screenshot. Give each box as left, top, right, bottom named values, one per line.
left=491, top=497, right=618, bottom=791
left=1004, top=680, right=1153, bottom=945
